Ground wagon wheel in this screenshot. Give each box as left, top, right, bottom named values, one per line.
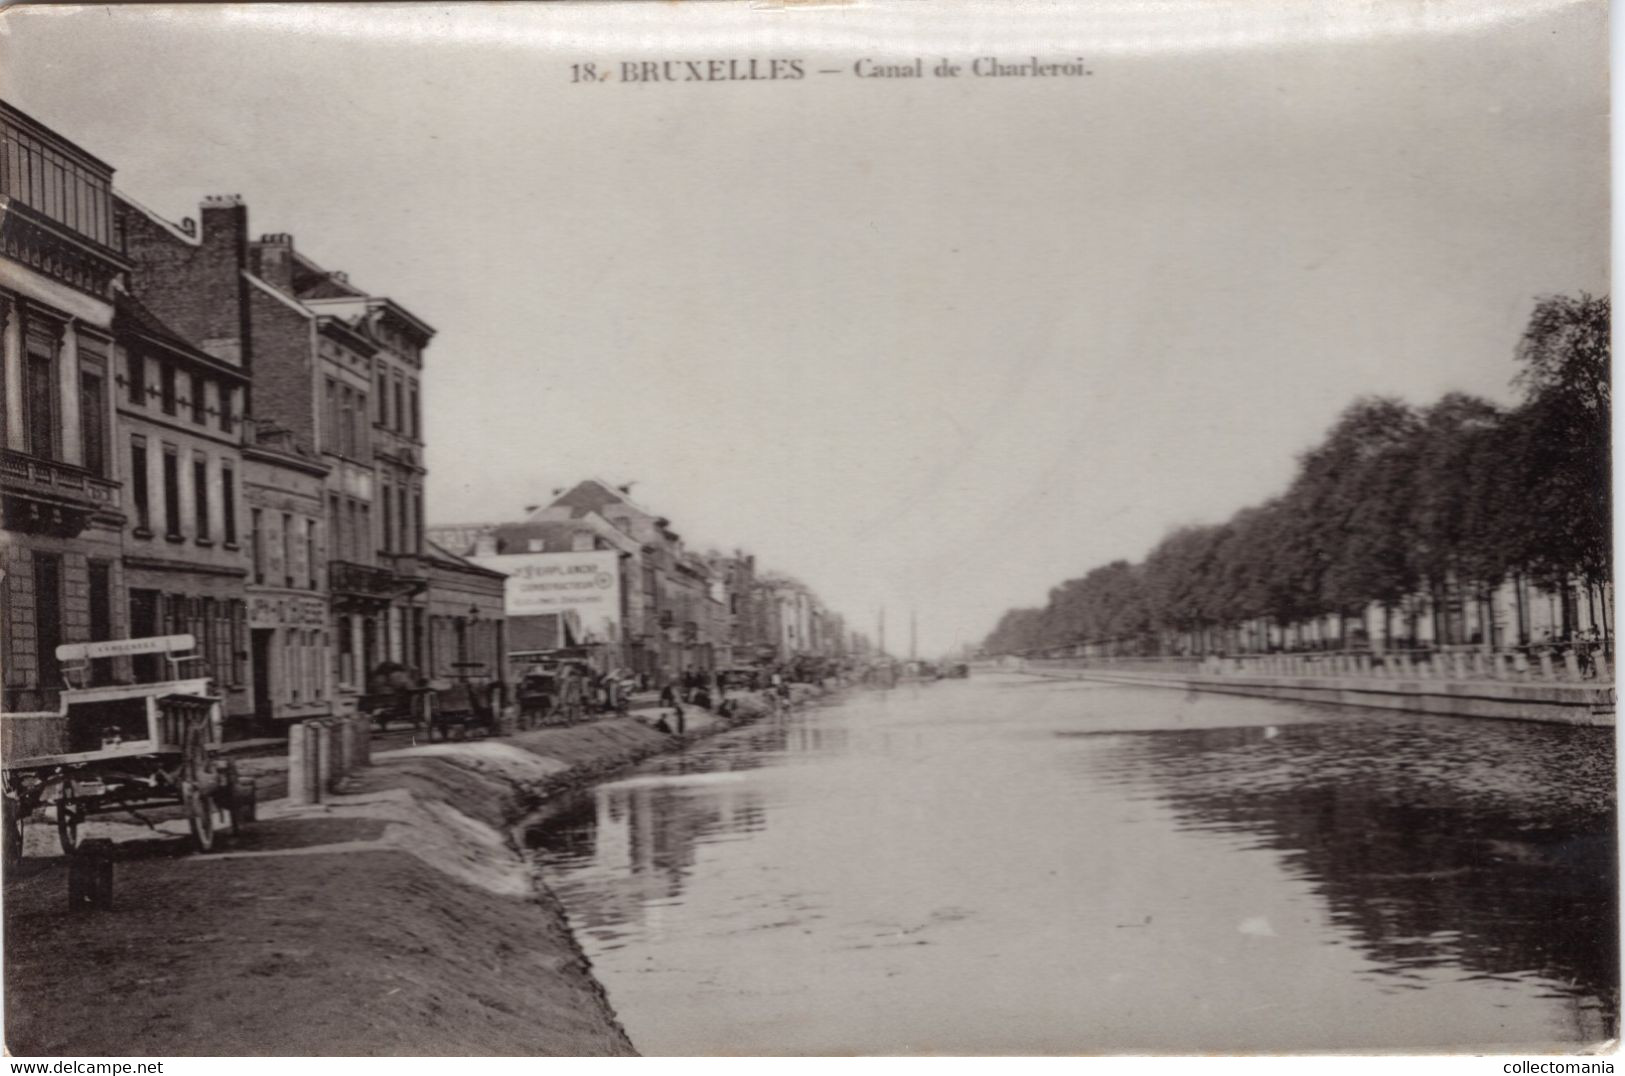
left=182, top=780, right=214, bottom=853
left=56, top=783, right=82, bottom=856
left=181, top=720, right=217, bottom=789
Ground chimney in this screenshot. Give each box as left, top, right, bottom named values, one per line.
left=252, top=232, right=296, bottom=292
left=199, top=194, right=248, bottom=259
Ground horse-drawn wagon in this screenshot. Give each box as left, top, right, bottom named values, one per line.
left=1, top=635, right=251, bottom=863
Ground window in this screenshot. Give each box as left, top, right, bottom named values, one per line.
left=376, top=367, right=389, bottom=424
left=192, top=456, right=210, bottom=541
left=306, top=520, right=319, bottom=590
left=329, top=493, right=342, bottom=563
left=346, top=499, right=359, bottom=562
left=33, top=552, right=63, bottom=694
left=219, top=387, right=234, bottom=434
left=353, top=393, right=368, bottom=459
left=381, top=483, right=394, bottom=553
left=360, top=503, right=372, bottom=562
left=393, top=377, right=405, bottom=433
left=250, top=508, right=264, bottom=584
left=190, top=373, right=206, bottom=424
left=282, top=512, right=294, bottom=588
left=25, top=350, right=55, bottom=459
left=409, top=382, right=420, bottom=439
left=220, top=464, right=237, bottom=545
left=413, top=491, right=423, bottom=555
left=127, top=351, right=146, bottom=406
left=87, top=560, right=113, bottom=686
left=399, top=488, right=410, bottom=557
left=79, top=367, right=106, bottom=475
left=162, top=445, right=181, bottom=539
left=315, top=630, right=327, bottom=699
left=324, top=378, right=338, bottom=454
left=130, top=437, right=150, bottom=533
left=290, top=630, right=302, bottom=702
left=128, top=589, right=160, bottom=680
left=337, top=615, right=354, bottom=687
left=160, top=362, right=176, bottom=416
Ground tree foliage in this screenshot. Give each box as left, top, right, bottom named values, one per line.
left=982, top=295, right=1611, bottom=655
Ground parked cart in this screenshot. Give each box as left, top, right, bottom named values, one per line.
left=1, top=635, right=251, bottom=864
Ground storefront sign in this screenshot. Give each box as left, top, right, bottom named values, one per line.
left=57, top=634, right=196, bottom=661
left=248, top=594, right=329, bottom=628
left=470, top=551, right=621, bottom=644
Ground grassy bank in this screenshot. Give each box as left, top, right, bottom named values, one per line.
left=3, top=692, right=809, bottom=1056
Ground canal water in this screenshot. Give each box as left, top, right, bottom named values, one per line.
left=526, top=675, right=1617, bottom=1055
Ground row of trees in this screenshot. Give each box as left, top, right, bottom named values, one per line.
left=983, top=295, right=1611, bottom=656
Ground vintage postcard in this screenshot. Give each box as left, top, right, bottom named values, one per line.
left=0, top=0, right=1612, bottom=1061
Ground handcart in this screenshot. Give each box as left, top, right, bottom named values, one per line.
left=1, top=635, right=250, bottom=863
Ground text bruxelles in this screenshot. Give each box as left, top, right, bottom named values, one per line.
left=620, top=59, right=805, bottom=82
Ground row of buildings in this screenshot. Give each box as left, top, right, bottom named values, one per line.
left=0, top=101, right=506, bottom=732
left=0, top=101, right=861, bottom=732
left=429, top=478, right=869, bottom=681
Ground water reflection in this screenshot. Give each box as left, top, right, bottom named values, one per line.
left=530, top=777, right=771, bottom=947
left=529, top=679, right=1617, bottom=1053
left=1081, top=716, right=1618, bottom=1027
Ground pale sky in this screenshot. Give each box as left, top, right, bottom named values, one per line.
left=1, top=1, right=1608, bottom=656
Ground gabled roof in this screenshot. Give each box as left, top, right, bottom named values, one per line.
left=423, top=538, right=509, bottom=580
left=114, top=291, right=246, bottom=381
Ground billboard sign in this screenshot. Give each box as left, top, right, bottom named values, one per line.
left=470, top=551, right=621, bottom=645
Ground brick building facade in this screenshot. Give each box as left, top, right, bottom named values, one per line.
left=1, top=102, right=129, bottom=712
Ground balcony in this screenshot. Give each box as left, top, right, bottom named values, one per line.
left=329, top=559, right=424, bottom=604
left=0, top=197, right=130, bottom=301
left=377, top=551, right=429, bottom=582
left=0, top=450, right=121, bottom=536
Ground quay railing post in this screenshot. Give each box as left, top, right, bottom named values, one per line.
left=355, top=714, right=372, bottom=767
left=303, top=720, right=323, bottom=804
left=288, top=722, right=310, bottom=806
left=316, top=720, right=335, bottom=795
left=1595, top=652, right=1611, bottom=681
left=1538, top=652, right=1556, bottom=681
left=338, top=717, right=355, bottom=778
left=1563, top=652, right=1581, bottom=681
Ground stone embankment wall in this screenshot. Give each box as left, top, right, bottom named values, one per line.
left=4, top=688, right=816, bottom=1056
left=1020, top=662, right=1613, bottom=726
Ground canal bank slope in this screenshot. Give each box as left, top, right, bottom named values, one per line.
left=1019, top=663, right=1613, bottom=726
left=3, top=694, right=809, bottom=1056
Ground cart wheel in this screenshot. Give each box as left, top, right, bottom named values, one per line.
left=182, top=721, right=217, bottom=788
left=183, top=781, right=215, bottom=853
left=3, top=795, right=22, bottom=868
left=56, top=785, right=82, bottom=856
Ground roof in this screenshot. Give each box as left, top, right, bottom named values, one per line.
left=2, top=101, right=116, bottom=176
left=113, top=291, right=246, bottom=380
left=423, top=539, right=509, bottom=581
left=113, top=190, right=200, bottom=248
left=243, top=270, right=314, bottom=318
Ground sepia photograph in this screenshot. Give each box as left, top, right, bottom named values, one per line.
left=0, top=0, right=1614, bottom=1060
